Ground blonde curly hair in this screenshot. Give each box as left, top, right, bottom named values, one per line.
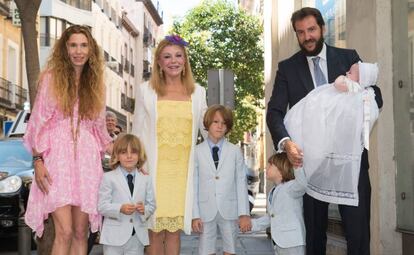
left=45, top=25, right=105, bottom=120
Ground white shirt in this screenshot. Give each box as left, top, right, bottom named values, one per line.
left=306, top=43, right=328, bottom=88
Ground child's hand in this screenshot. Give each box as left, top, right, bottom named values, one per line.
left=238, top=215, right=251, bottom=233
left=192, top=219, right=203, bottom=233
left=120, top=204, right=137, bottom=215
left=334, top=75, right=349, bottom=92
left=136, top=201, right=145, bottom=214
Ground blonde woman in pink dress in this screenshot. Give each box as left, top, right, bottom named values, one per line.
left=23, top=25, right=112, bottom=254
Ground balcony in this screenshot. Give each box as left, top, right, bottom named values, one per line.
left=143, top=71, right=151, bottom=80
left=124, top=59, right=130, bottom=74
left=0, top=77, right=28, bottom=111
left=131, top=64, right=135, bottom=77
left=121, top=93, right=135, bottom=113
left=143, top=27, right=153, bottom=48
left=118, top=63, right=123, bottom=76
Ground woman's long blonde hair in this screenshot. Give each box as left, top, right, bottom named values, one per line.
left=150, top=38, right=195, bottom=96
left=46, top=25, right=105, bottom=120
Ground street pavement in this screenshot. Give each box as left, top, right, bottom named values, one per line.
left=1, top=193, right=274, bottom=255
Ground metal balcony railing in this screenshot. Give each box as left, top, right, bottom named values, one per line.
left=0, top=77, right=28, bottom=111
left=0, top=77, right=11, bottom=106
left=121, top=93, right=135, bottom=113
left=130, top=64, right=135, bottom=77
left=124, top=60, right=130, bottom=73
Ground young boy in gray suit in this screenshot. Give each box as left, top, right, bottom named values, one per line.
left=192, top=104, right=251, bottom=255
left=98, top=134, right=156, bottom=255
left=250, top=152, right=307, bottom=255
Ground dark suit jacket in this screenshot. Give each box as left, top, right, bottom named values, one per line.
left=266, top=44, right=383, bottom=170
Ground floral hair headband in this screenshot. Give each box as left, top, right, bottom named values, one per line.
left=165, top=35, right=189, bottom=47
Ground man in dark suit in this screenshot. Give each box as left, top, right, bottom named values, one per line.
left=266, top=7, right=383, bottom=255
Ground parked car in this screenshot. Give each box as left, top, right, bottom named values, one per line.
left=0, top=138, right=34, bottom=242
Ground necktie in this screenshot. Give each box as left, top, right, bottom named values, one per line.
left=312, top=57, right=327, bottom=86
left=127, top=174, right=134, bottom=195
left=126, top=174, right=136, bottom=236
left=212, top=146, right=219, bottom=169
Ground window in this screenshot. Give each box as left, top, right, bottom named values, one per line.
left=314, top=0, right=346, bottom=47
left=60, top=0, right=91, bottom=11
left=40, top=17, right=72, bottom=46
left=40, top=17, right=49, bottom=46
left=49, top=18, right=57, bottom=46
left=56, top=19, right=63, bottom=40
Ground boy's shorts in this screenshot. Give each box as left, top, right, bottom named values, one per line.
left=103, top=234, right=144, bottom=255
left=198, top=212, right=238, bottom=255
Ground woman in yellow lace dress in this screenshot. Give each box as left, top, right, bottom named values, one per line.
left=132, top=35, right=207, bottom=255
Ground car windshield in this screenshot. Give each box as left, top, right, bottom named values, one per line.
left=0, top=141, right=32, bottom=168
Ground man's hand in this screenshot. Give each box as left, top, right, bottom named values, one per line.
left=34, top=160, right=52, bottom=194
left=285, top=140, right=303, bottom=167
left=238, top=215, right=252, bottom=233
left=120, top=204, right=137, bottom=215
left=192, top=218, right=203, bottom=233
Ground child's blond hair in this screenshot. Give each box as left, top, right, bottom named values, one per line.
left=110, top=134, right=147, bottom=170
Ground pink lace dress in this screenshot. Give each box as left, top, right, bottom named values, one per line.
left=23, top=73, right=112, bottom=237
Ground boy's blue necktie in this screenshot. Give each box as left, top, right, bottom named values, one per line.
left=212, top=146, right=219, bottom=169
left=127, top=174, right=134, bottom=195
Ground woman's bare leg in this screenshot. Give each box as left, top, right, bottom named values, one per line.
left=69, top=206, right=89, bottom=255
left=165, top=230, right=180, bottom=255
left=51, top=205, right=73, bottom=255
left=147, top=230, right=166, bottom=255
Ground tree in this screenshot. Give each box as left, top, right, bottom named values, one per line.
left=172, top=0, right=264, bottom=142
left=14, top=0, right=41, bottom=109
left=14, top=3, right=54, bottom=254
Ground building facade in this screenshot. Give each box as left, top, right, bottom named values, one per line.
left=38, top=0, right=163, bottom=132
left=0, top=0, right=27, bottom=136
left=264, top=0, right=413, bottom=254
left=119, top=0, right=163, bottom=132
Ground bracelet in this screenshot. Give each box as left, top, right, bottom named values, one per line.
left=32, top=155, right=43, bottom=163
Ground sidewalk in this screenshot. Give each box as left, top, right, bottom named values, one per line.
left=1, top=193, right=274, bottom=255
left=180, top=193, right=274, bottom=255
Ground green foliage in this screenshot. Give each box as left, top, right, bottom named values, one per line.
left=171, top=0, right=264, bottom=143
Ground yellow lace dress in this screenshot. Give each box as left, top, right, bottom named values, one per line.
left=153, top=100, right=192, bottom=232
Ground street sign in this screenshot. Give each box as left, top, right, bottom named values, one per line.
left=3, top=121, right=13, bottom=136
left=207, top=69, right=234, bottom=109
left=11, top=1, right=21, bottom=27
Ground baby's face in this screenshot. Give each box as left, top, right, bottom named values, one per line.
left=346, top=63, right=359, bottom=82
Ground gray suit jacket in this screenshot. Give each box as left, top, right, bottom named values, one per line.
left=98, top=167, right=156, bottom=246
left=252, top=168, right=307, bottom=248
left=193, top=140, right=249, bottom=222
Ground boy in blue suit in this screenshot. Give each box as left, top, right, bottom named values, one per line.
left=192, top=104, right=251, bottom=255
